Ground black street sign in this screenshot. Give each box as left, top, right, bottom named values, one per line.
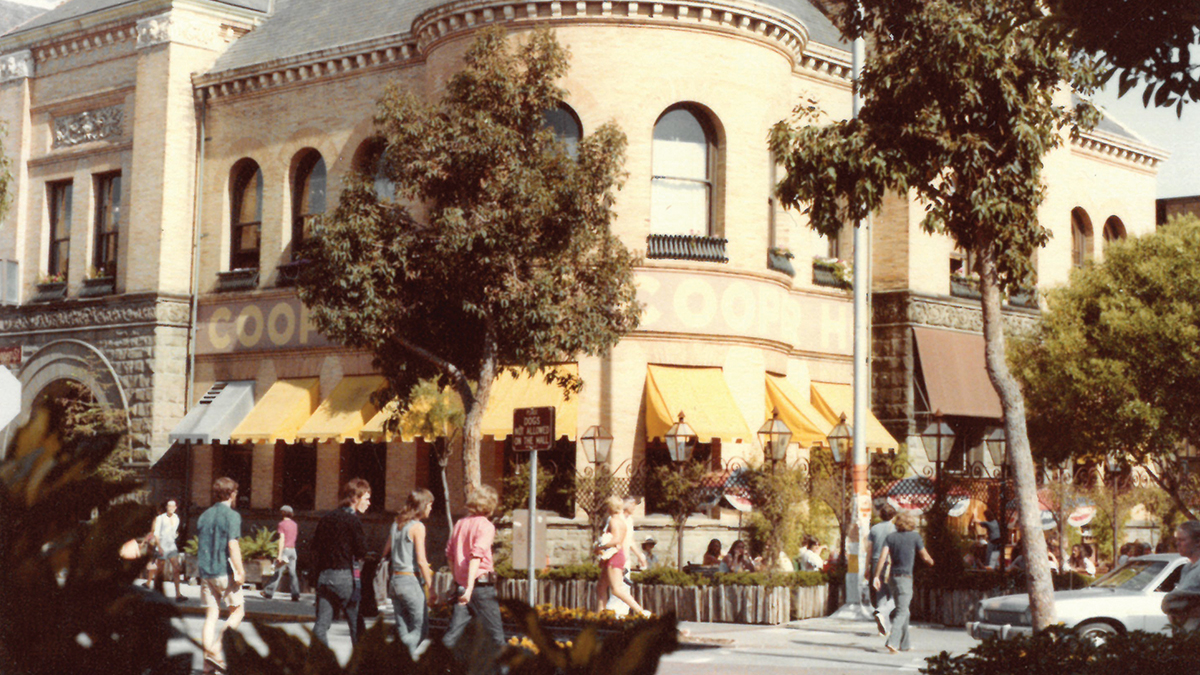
left=512, top=406, right=556, bottom=452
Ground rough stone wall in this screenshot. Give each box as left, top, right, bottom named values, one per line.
left=0, top=293, right=191, bottom=460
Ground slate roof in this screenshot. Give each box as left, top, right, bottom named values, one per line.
left=1072, top=92, right=1144, bottom=145
left=10, top=0, right=271, bottom=35
left=0, top=1, right=52, bottom=36
left=209, top=0, right=848, bottom=74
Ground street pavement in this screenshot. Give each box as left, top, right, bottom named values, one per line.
left=164, top=584, right=976, bottom=674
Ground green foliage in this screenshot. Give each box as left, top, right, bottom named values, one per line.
left=631, top=566, right=705, bottom=587
left=2, top=398, right=186, bottom=674
left=296, top=28, right=640, bottom=495
left=500, top=457, right=562, bottom=516
left=650, top=459, right=711, bottom=535
left=743, top=464, right=809, bottom=565
left=1013, top=215, right=1200, bottom=519
left=238, top=526, right=280, bottom=560
left=923, top=626, right=1200, bottom=675
left=1040, top=1, right=1200, bottom=112
left=226, top=600, right=679, bottom=675
left=183, top=535, right=198, bottom=556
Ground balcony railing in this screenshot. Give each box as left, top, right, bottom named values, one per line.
left=646, top=234, right=728, bottom=263
left=216, top=268, right=260, bottom=292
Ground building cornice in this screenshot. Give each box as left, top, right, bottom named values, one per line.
left=1071, top=126, right=1169, bottom=171
left=194, top=0, right=851, bottom=102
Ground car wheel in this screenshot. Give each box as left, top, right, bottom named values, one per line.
left=1076, top=621, right=1118, bottom=647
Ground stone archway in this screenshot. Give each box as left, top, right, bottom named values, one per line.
left=15, top=339, right=131, bottom=437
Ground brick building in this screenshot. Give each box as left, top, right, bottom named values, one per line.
left=0, top=0, right=1165, bottom=562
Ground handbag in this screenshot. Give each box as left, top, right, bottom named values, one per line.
left=373, top=557, right=390, bottom=607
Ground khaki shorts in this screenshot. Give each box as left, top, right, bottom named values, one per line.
left=200, top=575, right=245, bottom=609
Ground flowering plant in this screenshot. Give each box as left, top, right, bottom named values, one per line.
left=813, top=256, right=853, bottom=285
left=37, top=272, right=66, bottom=284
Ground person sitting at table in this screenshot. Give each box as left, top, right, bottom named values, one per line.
left=798, top=536, right=827, bottom=571
left=702, top=539, right=723, bottom=566
left=722, top=540, right=757, bottom=572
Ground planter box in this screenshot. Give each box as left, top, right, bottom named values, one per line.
left=1008, top=290, right=1038, bottom=308
left=80, top=276, right=115, bottom=298
left=950, top=277, right=981, bottom=300
left=216, top=268, right=259, bottom=292
left=767, top=250, right=796, bottom=277
left=32, top=281, right=67, bottom=302
left=436, top=571, right=831, bottom=625
left=812, top=262, right=850, bottom=289
left=911, top=586, right=1003, bottom=627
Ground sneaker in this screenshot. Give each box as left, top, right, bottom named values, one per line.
left=291, top=596, right=301, bottom=602
left=175, top=595, right=187, bottom=603
left=874, top=612, right=888, bottom=636
left=260, top=591, right=273, bottom=600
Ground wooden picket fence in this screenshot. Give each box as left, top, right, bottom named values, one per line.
left=432, top=572, right=832, bottom=625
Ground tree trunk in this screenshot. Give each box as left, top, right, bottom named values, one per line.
left=456, top=326, right=498, bottom=501
left=978, top=250, right=1056, bottom=629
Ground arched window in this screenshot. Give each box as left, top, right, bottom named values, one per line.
left=1102, top=216, right=1126, bottom=248
left=1070, top=207, right=1093, bottom=268
left=230, top=159, right=263, bottom=270
left=543, top=104, right=582, bottom=158
left=352, top=137, right=395, bottom=201
left=291, top=150, right=326, bottom=260
left=651, top=106, right=717, bottom=236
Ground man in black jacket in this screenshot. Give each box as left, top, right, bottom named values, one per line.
left=311, top=478, right=370, bottom=645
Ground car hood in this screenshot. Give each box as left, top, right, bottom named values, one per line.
left=981, top=588, right=1140, bottom=612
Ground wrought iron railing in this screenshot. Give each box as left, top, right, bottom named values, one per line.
left=646, top=234, right=728, bottom=263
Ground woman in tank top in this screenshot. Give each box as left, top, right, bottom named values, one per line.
left=382, top=489, right=435, bottom=656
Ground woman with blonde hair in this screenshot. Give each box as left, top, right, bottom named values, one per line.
left=871, top=510, right=934, bottom=653
left=595, top=496, right=650, bottom=617
left=443, top=484, right=504, bottom=651
left=382, top=489, right=435, bottom=656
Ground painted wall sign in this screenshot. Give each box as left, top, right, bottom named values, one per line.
left=195, top=295, right=333, bottom=354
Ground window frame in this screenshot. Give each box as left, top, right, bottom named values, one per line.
left=1071, top=208, right=1093, bottom=268
left=651, top=105, right=719, bottom=237
left=291, top=151, right=326, bottom=261
left=92, top=171, right=121, bottom=279
left=47, top=180, right=73, bottom=281
left=230, top=161, right=263, bottom=271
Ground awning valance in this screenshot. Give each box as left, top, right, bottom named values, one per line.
left=481, top=364, right=579, bottom=440
left=764, top=375, right=832, bottom=448
left=295, top=375, right=386, bottom=443
left=912, top=327, right=1003, bottom=419
left=229, top=378, right=319, bottom=444
left=169, top=381, right=255, bottom=444
left=360, top=400, right=402, bottom=442
left=810, top=381, right=899, bottom=452
left=645, top=365, right=751, bottom=443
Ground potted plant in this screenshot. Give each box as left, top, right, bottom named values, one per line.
left=237, top=527, right=279, bottom=586
left=812, top=257, right=851, bottom=289
left=768, top=247, right=796, bottom=277
left=34, top=272, right=67, bottom=301
left=81, top=266, right=116, bottom=297
left=950, top=271, right=981, bottom=299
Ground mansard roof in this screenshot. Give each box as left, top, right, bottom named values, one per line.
left=208, top=0, right=847, bottom=74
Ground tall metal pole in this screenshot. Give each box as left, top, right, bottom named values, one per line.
left=835, top=26, right=873, bottom=620
left=528, top=450, right=537, bottom=606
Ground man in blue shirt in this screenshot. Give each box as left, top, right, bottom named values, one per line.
left=864, top=503, right=897, bottom=635
left=196, top=477, right=245, bottom=673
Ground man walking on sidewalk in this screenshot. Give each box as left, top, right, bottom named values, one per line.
left=865, top=503, right=896, bottom=635
left=311, top=479, right=370, bottom=646
left=196, top=477, right=245, bottom=674
left=261, top=505, right=301, bottom=602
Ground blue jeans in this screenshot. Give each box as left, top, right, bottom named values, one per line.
left=869, top=559, right=892, bottom=615
left=389, top=574, right=427, bottom=656
left=262, top=548, right=300, bottom=599
left=442, top=584, right=504, bottom=654
left=886, top=575, right=914, bottom=651
left=314, top=569, right=359, bottom=645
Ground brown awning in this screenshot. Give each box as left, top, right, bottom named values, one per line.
left=912, top=327, right=1003, bottom=419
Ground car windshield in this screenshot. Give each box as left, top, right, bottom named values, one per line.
left=1090, top=560, right=1168, bottom=591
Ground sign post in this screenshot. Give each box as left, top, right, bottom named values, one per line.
left=512, top=406, right=555, bottom=606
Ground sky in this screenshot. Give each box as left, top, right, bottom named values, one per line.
left=1091, top=82, right=1200, bottom=199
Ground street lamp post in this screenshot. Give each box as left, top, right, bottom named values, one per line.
left=826, top=414, right=853, bottom=562
left=920, top=412, right=956, bottom=557
left=580, top=424, right=615, bottom=532
left=758, top=408, right=793, bottom=470
left=984, top=426, right=1008, bottom=568
left=665, top=412, right=697, bottom=567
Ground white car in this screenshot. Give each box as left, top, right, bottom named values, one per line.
left=966, top=554, right=1189, bottom=645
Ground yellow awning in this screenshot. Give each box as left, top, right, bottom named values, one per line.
left=229, top=378, right=320, bottom=444
left=810, top=381, right=899, bottom=452
left=645, top=365, right=752, bottom=443
left=295, top=375, right=386, bottom=443
left=481, top=364, right=580, bottom=440
left=360, top=400, right=401, bottom=442
left=765, top=375, right=833, bottom=448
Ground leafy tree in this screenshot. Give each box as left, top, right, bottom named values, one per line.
left=1042, top=0, right=1200, bottom=111
left=769, top=0, right=1100, bottom=628
left=1013, top=216, right=1200, bottom=520
left=397, top=378, right=465, bottom=531
left=744, top=463, right=808, bottom=567
left=297, top=28, right=640, bottom=498
left=650, top=460, right=710, bottom=567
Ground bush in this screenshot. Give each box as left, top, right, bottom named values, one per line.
left=922, top=626, right=1200, bottom=675
left=710, top=570, right=829, bottom=588
left=632, top=567, right=706, bottom=587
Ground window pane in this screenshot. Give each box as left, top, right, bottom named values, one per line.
left=653, top=109, right=708, bottom=180
left=308, top=158, right=326, bottom=215
left=651, top=178, right=710, bottom=236
left=238, top=223, right=261, bottom=252
left=49, top=182, right=73, bottom=278
left=543, top=106, right=581, bottom=158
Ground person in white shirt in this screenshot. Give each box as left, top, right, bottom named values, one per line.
left=798, top=535, right=827, bottom=571
left=151, top=499, right=186, bottom=602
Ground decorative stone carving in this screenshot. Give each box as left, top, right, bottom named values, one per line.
left=53, top=106, right=123, bottom=147
left=0, top=50, right=33, bottom=83
left=0, top=296, right=190, bottom=333
left=137, top=13, right=220, bottom=50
